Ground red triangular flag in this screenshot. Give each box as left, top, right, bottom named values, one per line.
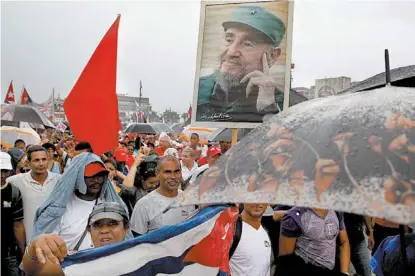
left=63, top=15, right=121, bottom=155
left=4, top=81, right=15, bottom=103
left=20, top=87, right=32, bottom=105
left=188, top=104, right=192, bottom=118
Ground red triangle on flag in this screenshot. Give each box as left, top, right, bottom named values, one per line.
left=4, top=81, right=15, bottom=103
left=63, top=15, right=121, bottom=155
left=20, top=87, right=31, bottom=105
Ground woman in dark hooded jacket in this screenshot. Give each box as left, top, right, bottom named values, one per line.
left=119, top=154, right=160, bottom=216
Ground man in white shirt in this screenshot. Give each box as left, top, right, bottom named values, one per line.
left=131, top=155, right=195, bottom=236
left=189, top=145, right=222, bottom=186
left=181, top=148, right=198, bottom=182
left=7, top=146, right=61, bottom=241
left=52, top=161, right=110, bottom=251
left=230, top=203, right=272, bottom=276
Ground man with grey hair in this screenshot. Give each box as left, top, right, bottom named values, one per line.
left=196, top=6, right=306, bottom=122
left=130, top=155, right=195, bottom=236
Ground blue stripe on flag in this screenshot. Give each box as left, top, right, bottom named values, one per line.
left=122, top=248, right=192, bottom=275
left=62, top=204, right=228, bottom=269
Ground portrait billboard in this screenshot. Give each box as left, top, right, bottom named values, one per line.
left=191, top=0, right=295, bottom=128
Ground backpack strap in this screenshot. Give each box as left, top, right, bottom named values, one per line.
left=229, top=216, right=243, bottom=259
left=61, top=154, right=70, bottom=174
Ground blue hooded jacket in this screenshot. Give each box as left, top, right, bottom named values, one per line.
left=31, top=152, right=131, bottom=241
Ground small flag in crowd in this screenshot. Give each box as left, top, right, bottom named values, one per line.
left=4, top=81, right=15, bottom=103
left=137, top=111, right=143, bottom=122
left=61, top=205, right=238, bottom=276
left=64, top=15, right=121, bottom=155
left=56, top=122, right=68, bottom=133
left=20, top=87, right=32, bottom=105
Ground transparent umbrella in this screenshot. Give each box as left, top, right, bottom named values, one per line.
left=177, top=86, right=415, bottom=227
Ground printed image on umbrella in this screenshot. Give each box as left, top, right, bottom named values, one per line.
left=178, top=86, right=415, bottom=227
left=1, top=104, right=55, bottom=128
left=0, top=126, right=41, bottom=148
left=180, top=126, right=217, bottom=145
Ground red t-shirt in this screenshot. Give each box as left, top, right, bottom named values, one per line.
left=198, top=156, right=208, bottom=166
left=155, top=147, right=165, bottom=157
left=126, top=155, right=135, bottom=169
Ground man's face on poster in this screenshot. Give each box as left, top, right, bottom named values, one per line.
left=218, top=26, right=280, bottom=90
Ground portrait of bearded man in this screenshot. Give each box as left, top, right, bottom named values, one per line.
left=195, top=4, right=306, bottom=123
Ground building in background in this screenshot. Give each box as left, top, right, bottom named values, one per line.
left=294, top=76, right=357, bottom=100
left=117, top=94, right=152, bottom=123
left=52, top=93, right=153, bottom=123
left=315, top=76, right=351, bottom=98
left=54, top=95, right=66, bottom=122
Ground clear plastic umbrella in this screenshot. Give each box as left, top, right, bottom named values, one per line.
left=177, top=86, right=415, bottom=227
left=1, top=126, right=41, bottom=148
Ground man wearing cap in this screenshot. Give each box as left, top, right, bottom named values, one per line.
left=22, top=202, right=130, bottom=276
left=189, top=145, right=222, bottom=186
left=196, top=6, right=303, bottom=122
left=1, top=152, right=25, bottom=276
left=113, top=148, right=129, bottom=175
left=32, top=153, right=128, bottom=252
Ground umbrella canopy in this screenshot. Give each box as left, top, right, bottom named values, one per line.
left=125, top=123, right=157, bottom=135
left=178, top=86, right=415, bottom=227
left=180, top=126, right=217, bottom=145
left=0, top=126, right=41, bottom=148
left=209, top=128, right=253, bottom=142
left=149, top=123, right=173, bottom=134
left=1, top=104, right=55, bottom=128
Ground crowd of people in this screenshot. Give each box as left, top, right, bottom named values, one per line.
left=0, top=129, right=413, bottom=276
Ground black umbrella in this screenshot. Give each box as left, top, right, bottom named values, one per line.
left=177, top=86, right=415, bottom=228
left=1, top=104, right=55, bottom=128
left=149, top=123, right=173, bottom=134
left=209, top=128, right=253, bottom=142
left=125, top=123, right=157, bottom=135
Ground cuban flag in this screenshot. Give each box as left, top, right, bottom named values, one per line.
left=62, top=205, right=238, bottom=275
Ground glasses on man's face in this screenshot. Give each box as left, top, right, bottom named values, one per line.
left=90, top=219, right=121, bottom=230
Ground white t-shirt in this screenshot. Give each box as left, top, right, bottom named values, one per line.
left=7, top=171, right=61, bottom=241
left=52, top=195, right=100, bottom=251
left=189, top=164, right=209, bottom=186
left=230, top=222, right=271, bottom=276
left=181, top=161, right=198, bottom=182
left=130, top=190, right=195, bottom=235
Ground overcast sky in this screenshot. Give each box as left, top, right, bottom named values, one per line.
left=2, top=0, right=414, bottom=114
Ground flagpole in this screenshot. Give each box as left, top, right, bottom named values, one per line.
left=19, top=85, right=24, bottom=105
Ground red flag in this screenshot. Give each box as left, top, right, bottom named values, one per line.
left=4, top=81, right=15, bottom=103
left=20, top=87, right=32, bottom=105
left=63, top=15, right=121, bottom=155
left=137, top=111, right=143, bottom=121
left=187, top=104, right=192, bottom=119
